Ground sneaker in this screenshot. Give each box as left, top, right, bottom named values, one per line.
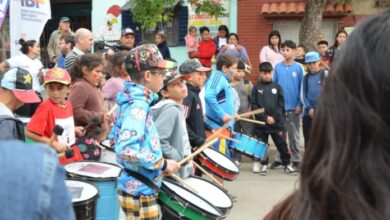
left=292, top=162, right=301, bottom=172
left=260, top=165, right=269, bottom=176
left=284, top=165, right=298, bottom=175
left=270, top=161, right=282, bottom=169
left=252, top=161, right=261, bottom=173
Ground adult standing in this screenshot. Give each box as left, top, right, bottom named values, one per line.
left=259, top=30, right=284, bottom=68
left=65, top=28, right=94, bottom=71
left=0, top=39, right=43, bottom=117
left=119, top=27, right=136, bottom=50
left=328, top=30, right=348, bottom=63
left=47, top=17, right=74, bottom=64
left=217, top=33, right=250, bottom=64
left=56, top=34, right=75, bottom=68
left=190, top=26, right=216, bottom=68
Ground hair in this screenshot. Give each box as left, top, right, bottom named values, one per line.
left=268, top=30, right=282, bottom=50
left=259, top=62, right=273, bottom=72
left=265, top=11, right=390, bottom=220
left=106, top=52, right=127, bottom=78
left=199, top=26, right=210, bottom=34
left=218, top=25, right=229, bottom=36
left=74, top=28, right=91, bottom=43
left=216, top=54, right=238, bottom=71
left=237, top=60, right=245, bottom=70
left=333, top=29, right=348, bottom=48
left=317, top=40, right=329, bottom=46
left=297, top=44, right=306, bottom=51
left=227, top=33, right=239, bottom=43
left=281, top=40, right=297, bottom=49
left=60, top=34, right=75, bottom=49
left=70, top=54, right=103, bottom=82
left=19, top=39, right=37, bottom=55
left=156, top=32, right=167, bottom=45
left=188, top=25, right=197, bottom=33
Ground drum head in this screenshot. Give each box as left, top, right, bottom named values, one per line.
left=202, top=148, right=239, bottom=173
left=161, top=179, right=222, bottom=219
left=64, top=161, right=121, bottom=181
left=184, top=176, right=232, bottom=209
left=66, top=179, right=99, bottom=203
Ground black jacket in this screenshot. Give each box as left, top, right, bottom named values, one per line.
left=183, top=84, right=207, bottom=148
left=157, top=43, right=171, bottom=60
left=251, top=81, right=285, bottom=132
left=0, top=116, right=25, bottom=141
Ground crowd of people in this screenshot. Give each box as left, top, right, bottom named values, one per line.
left=0, top=10, right=389, bottom=220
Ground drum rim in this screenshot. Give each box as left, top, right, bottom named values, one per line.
left=199, top=149, right=239, bottom=174
left=65, top=160, right=121, bottom=181
left=160, top=178, right=223, bottom=219
left=66, top=178, right=100, bottom=205
left=198, top=156, right=238, bottom=181
left=100, top=139, right=115, bottom=152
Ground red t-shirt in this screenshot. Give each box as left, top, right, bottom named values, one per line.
left=27, top=99, right=76, bottom=146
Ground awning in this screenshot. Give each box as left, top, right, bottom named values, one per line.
left=261, top=2, right=353, bottom=17
left=121, top=0, right=182, bottom=11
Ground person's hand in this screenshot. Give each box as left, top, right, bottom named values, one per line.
left=266, top=116, right=275, bottom=125
left=294, top=107, right=302, bottom=116
left=102, top=113, right=112, bottom=132
left=309, top=108, right=315, bottom=118
left=75, top=126, right=86, bottom=137
left=222, top=115, right=232, bottom=123
left=52, top=141, right=68, bottom=153
left=143, top=88, right=152, bottom=100
left=163, top=159, right=180, bottom=176
left=235, top=113, right=241, bottom=121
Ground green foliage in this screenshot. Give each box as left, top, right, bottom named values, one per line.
left=130, top=0, right=177, bottom=30
left=189, top=0, right=227, bottom=18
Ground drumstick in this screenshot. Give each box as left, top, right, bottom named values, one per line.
left=238, top=108, right=265, bottom=118
left=193, top=162, right=224, bottom=187
left=108, top=104, right=118, bottom=115
left=178, top=138, right=219, bottom=166
left=218, top=133, right=240, bottom=143
left=48, top=125, right=64, bottom=147
left=170, top=174, right=199, bottom=193
left=238, top=117, right=266, bottom=125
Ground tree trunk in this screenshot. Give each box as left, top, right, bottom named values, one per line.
left=299, top=0, right=326, bottom=51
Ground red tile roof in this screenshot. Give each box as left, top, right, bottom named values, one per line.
left=261, top=2, right=353, bottom=16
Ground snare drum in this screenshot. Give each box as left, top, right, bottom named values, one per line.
left=197, top=148, right=239, bottom=181
left=66, top=179, right=99, bottom=220
left=65, top=161, right=121, bottom=220
left=229, top=132, right=269, bottom=161
left=183, top=176, right=233, bottom=218
left=99, top=139, right=119, bottom=165
left=159, top=178, right=223, bottom=220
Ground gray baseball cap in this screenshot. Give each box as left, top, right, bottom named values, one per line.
left=179, top=59, right=211, bottom=74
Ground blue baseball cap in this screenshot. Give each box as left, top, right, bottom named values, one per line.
left=60, top=17, right=70, bottom=22
left=305, top=51, right=320, bottom=63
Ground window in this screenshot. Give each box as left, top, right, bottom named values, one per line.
left=273, top=19, right=338, bottom=45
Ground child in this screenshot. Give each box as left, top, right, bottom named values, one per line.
left=205, top=54, right=238, bottom=156
left=0, top=68, right=40, bottom=141
left=272, top=40, right=304, bottom=171
left=180, top=59, right=210, bottom=151
left=302, top=51, right=327, bottom=148
left=252, top=62, right=297, bottom=175
left=295, top=44, right=307, bottom=73
left=26, top=67, right=84, bottom=153
left=110, top=44, right=179, bottom=219
left=190, top=26, right=217, bottom=68
left=152, top=71, right=193, bottom=179
left=185, top=26, right=198, bottom=57
left=317, top=40, right=331, bottom=70
left=155, top=32, right=171, bottom=60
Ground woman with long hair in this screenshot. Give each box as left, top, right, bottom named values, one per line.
left=264, top=11, right=390, bottom=220
left=0, top=39, right=43, bottom=116
left=155, top=32, right=171, bottom=60
left=259, top=30, right=284, bottom=68
left=329, top=29, right=348, bottom=63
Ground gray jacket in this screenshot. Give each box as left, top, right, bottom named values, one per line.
left=152, top=100, right=193, bottom=179
left=0, top=116, right=25, bottom=141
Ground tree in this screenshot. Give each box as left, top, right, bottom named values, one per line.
left=299, top=0, right=352, bottom=51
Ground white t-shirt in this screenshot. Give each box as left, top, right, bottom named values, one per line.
left=0, top=102, right=14, bottom=117
left=6, top=54, right=43, bottom=93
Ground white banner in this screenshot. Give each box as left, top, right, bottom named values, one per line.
left=10, top=0, right=51, bottom=56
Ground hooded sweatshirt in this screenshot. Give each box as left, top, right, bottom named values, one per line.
left=152, top=99, right=193, bottom=179
left=111, top=82, right=164, bottom=197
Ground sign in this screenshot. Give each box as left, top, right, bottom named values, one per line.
left=0, top=0, right=9, bottom=29
left=92, top=0, right=127, bottom=42
left=188, top=0, right=231, bottom=38
left=10, top=0, right=51, bottom=56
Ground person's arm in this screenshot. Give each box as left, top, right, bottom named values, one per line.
left=302, top=74, right=312, bottom=111
left=166, top=45, right=171, bottom=59
left=47, top=31, right=57, bottom=59
left=274, top=85, right=286, bottom=122
left=239, top=46, right=249, bottom=64
left=0, top=61, right=9, bottom=72
left=251, top=84, right=267, bottom=122
left=183, top=96, right=205, bottom=147
left=259, top=46, right=267, bottom=63
left=101, top=79, right=118, bottom=101
left=205, top=81, right=229, bottom=122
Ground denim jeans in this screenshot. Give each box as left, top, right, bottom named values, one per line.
left=0, top=141, right=75, bottom=220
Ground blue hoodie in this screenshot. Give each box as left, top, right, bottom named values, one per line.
left=111, top=82, right=164, bottom=197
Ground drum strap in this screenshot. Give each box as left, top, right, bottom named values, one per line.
left=123, top=168, right=160, bottom=193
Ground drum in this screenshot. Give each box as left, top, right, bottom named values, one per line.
left=206, top=128, right=232, bottom=157
left=183, top=176, right=232, bottom=218
left=66, top=179, right=99, bottom=220
left=64, top=161, right=121, bottom=220
left=99, top=139, right=119, bottom=165
left=159, top=178, right=223, bottom=220
left=229, top=132, right=269, bottom=161
left=197, top=148, right=239, bottom=181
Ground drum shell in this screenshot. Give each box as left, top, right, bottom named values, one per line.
left=229, top=132, right=269, bottom=161
left=197, top=149, right=239, bottom=181
left=66, top=178, right=99, bottom=220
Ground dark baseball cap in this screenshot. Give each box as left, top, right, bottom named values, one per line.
left=60, top=17, right=70, bottom=22
left=161, top=70, right=191, bottom=90
left=0, top=68, right=40, bottom=103
left=179, top=59, right=211, bottom=74
left=125, top=44, right=176, bottom=75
